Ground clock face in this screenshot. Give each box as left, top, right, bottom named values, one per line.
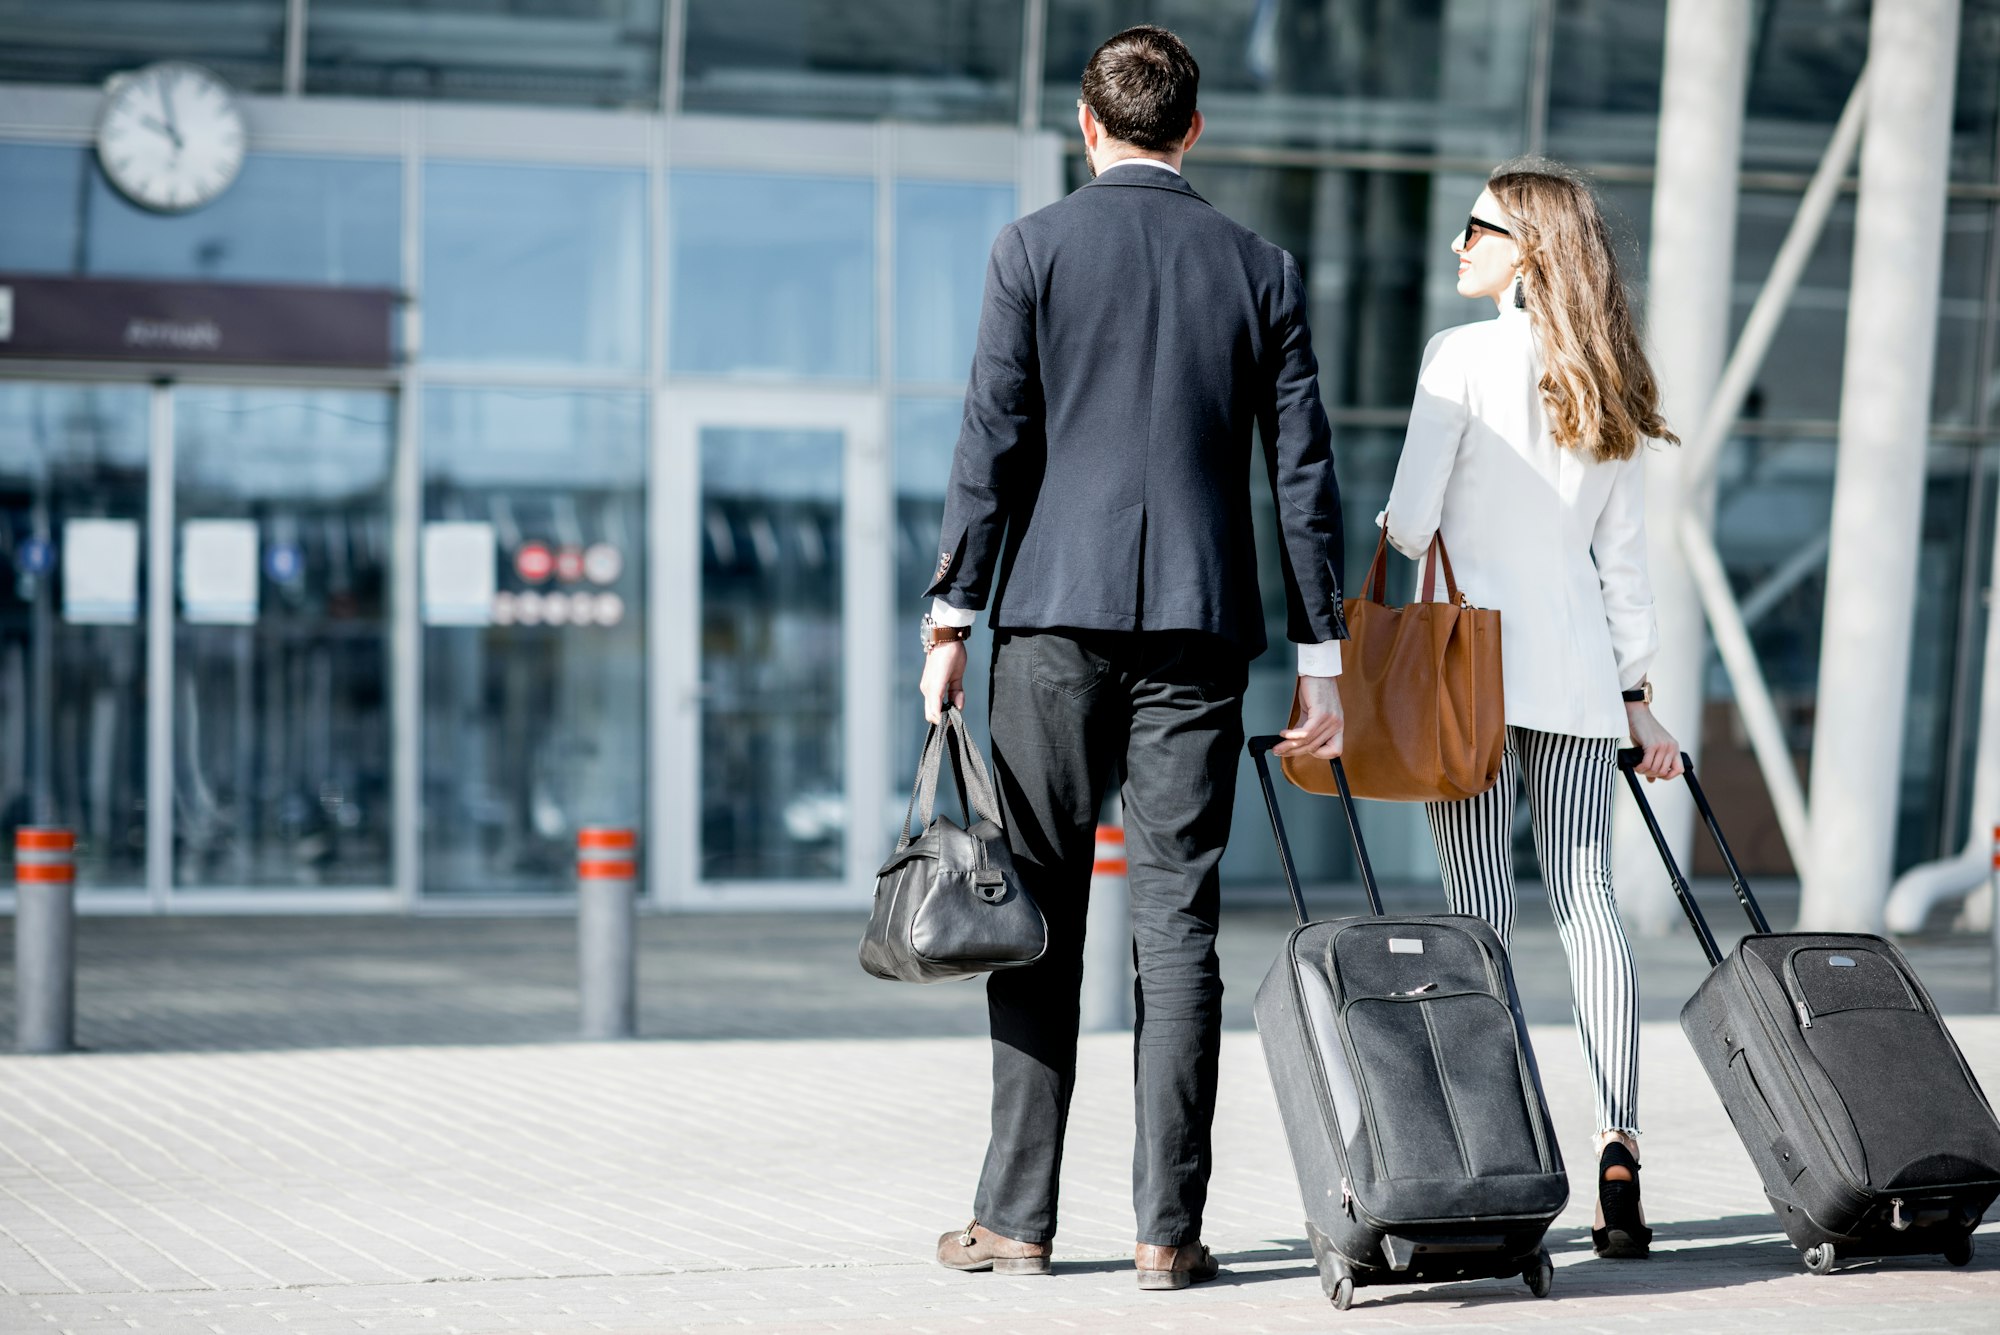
left=96, top=61, right=246, bottom=214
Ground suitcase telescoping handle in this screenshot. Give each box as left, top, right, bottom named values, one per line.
left=1615, top=748, right=1772, bottom=969
left=1247, top=737, right=1385, bottom=926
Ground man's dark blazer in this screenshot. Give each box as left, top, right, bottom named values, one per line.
left=925, top=160, right=1346, bottom=657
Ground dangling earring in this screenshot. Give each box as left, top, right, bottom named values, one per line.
left=1513, top=274, right=1527, bottom=309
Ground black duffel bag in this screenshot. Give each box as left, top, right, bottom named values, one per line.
left=859, top=706, right=1046, bottom=984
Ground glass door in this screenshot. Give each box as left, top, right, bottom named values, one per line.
left=169, top=386, right=395, bottom=897
left=0, top=383, right=151, bottom=895
left=658, top=391, right=888, bottom=908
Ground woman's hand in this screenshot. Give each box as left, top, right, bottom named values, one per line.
left=1625, top=703, right=1683, bottom=781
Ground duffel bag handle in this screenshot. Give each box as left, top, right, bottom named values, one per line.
left=900, top=706, right=1004, bottom=846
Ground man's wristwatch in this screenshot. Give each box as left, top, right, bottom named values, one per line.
left=1622, top=679, right=1653, bottom=706
left=920, top=615, right=972, bottom=653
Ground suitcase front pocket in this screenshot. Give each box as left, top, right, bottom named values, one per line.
left=1786, top=946, right=1918, bottom=1020
left=1344, top=993, right=1547, bottom=1183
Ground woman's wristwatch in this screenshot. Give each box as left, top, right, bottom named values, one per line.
left=1621, top=679, right=1653, bottom=706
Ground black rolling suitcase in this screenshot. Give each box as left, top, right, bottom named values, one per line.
left=1618, top=748, right=2000, bottom=1273
left=1247, top=737, right=1567, bottom=1310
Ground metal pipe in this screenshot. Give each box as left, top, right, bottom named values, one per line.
left=1678, top=512, right=1814, bottom=883
left=1804, top=0, right=1963, bottom=933
left=1683, top=70, right=1870, bottom=492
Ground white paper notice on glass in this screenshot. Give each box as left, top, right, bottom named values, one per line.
left=180, top=519, right=260, bottom=624
left=423, top=521, right=496, bottom=626
left=62, top=517, right=141, bottom=624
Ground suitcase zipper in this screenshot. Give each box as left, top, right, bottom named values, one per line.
left=1733, top=960, right=1874, bottom=1218
left=1289, top=941, right=1553, bottom=1233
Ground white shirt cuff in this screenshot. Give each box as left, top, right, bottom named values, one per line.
left=929, top=599, right=976, bottom=628
left=1297, top=640, right=1342, bottom=677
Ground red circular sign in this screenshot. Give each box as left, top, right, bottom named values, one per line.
left=555, top=545, right=586, bottom=583
left=515, top=541, right=553, bottom=584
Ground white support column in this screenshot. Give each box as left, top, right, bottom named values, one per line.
left=1614, top=0, right=1750, bottom=934
left=1803, top=0, right=1961, bottom=932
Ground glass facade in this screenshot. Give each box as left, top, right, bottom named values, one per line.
left=306, top=0, right=664, bottom=109
left=0, top=145, right=401, bottom=287
left=670, top=171, right=876, bottom=379
left=424, top=162, right=648, bottom=370
left=682, top=0, right=1023, bottom=122
left=0, top=1, right=289, bottom=93
left=0, top=385, right=150, bottom=890
left=422, top=388, right=647, bottom=896
left=172, top=388, right=394, bottom=888
left=0, top=0, right=1995, bottom=906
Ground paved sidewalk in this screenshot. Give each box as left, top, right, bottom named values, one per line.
left=0, top=910, right=1995, bottom=1332
left=0, top=1024, right=1995, bottom=1333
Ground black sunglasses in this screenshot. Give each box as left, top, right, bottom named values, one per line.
left=1464, top=214, right=1512, bottom=246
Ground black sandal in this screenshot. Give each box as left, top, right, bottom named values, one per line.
left=1592, top=1141, right=1652, bottom=1259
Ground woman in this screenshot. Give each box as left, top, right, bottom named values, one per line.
left=1380, top=157, right=1682, bottom=1260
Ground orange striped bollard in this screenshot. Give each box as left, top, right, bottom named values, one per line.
left=577, top=827, right=638, bottom=1040
left=1081, top=817, right=1134, bottom=1033
left=15, top=827, right=76, bottom=1054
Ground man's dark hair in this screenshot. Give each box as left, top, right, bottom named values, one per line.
left=1080, top=25, right=1200, bottom=152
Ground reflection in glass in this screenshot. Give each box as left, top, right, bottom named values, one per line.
left=0, top=145, right=401, bottom=287
left=894, top=398, right=991, bottom=805
left=0, top=2, right=287, bottom=91
left=1727, top=196, right=1988, bottom=426
left=1551, top=0, right=2000, bottom=179
left=424, top=161, right=647, bottom=369
left=1044, top=1, right=1529, bottom=156
left=173, top=389, right=394, bottom=887
left=671, top=172, right=875, bottom=380
left=1180, top=162, right=1436, bottom=410
left=307, top=0, right=664, bottom=109
left=701, top=427, right=844, bottom=881
left=423, top=388, right=646, bottom=896
left=895, top=182, right=1015, bottom=384
left=682, top=0, right=1022, bottom=122
left=0, top=385, right=150, bottom=889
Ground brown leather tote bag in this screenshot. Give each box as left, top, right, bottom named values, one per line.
left=1282, top=528, right=1505, bottom=803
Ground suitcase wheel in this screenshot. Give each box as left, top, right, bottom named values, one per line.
left=1522, top=1248, right=1553, bottom=1298
left=1330, top=1274, right=1355, bottom=1310
left=1802, top=1244, right=1838, bottom=1276
left=1945, top=1234, right=1973, bottom=1268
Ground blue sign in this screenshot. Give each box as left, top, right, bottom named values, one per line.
left=15, top=536, right=54, bottom=576
left=264, top=543, right=304, bottom=584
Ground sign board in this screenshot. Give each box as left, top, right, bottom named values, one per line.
left=422, top=522, right=496, bottom=626
left=0, top=273, right=397, bottom=369
left=180, top=519, right=259, bottom=624
left=62, top=518, right=140, bottom=624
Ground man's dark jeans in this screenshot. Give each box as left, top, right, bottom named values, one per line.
left=972, top=628, right=1247, bottom=1248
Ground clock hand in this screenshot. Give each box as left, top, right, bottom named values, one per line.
left=156, top=72, right=183, bottom=151
left=138, top=114, right=180, bottom=144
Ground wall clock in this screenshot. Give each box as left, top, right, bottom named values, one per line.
left=96, top=61, right=247, bottom=214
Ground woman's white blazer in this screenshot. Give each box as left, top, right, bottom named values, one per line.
left=1380, top=302, right=1658, bottom=740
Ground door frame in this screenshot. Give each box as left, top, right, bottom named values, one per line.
left=653, top=386, right=889, bottom=911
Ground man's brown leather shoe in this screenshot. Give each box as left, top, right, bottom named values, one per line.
left=936, top=1221, right=1053, bottom=1275
left=1135, top=1241, right=1220, bottom=1291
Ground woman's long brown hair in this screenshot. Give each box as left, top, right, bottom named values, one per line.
left=1486, top=158, right=1678, bottom=460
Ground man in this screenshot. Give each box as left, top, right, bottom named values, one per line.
left=919, top=25, right=1346, bottom=1290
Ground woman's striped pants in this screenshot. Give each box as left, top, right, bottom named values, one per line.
left=1423, top=726, right=1640, bottom=1134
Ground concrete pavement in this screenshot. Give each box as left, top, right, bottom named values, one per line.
left=0, top=908, right=1995, bottom=1332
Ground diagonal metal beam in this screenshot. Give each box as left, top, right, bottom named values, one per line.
left=1685, top=67, right=1870, bottom=491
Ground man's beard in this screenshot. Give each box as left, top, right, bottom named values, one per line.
left=1085, top=146, right=1097, bottom=179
